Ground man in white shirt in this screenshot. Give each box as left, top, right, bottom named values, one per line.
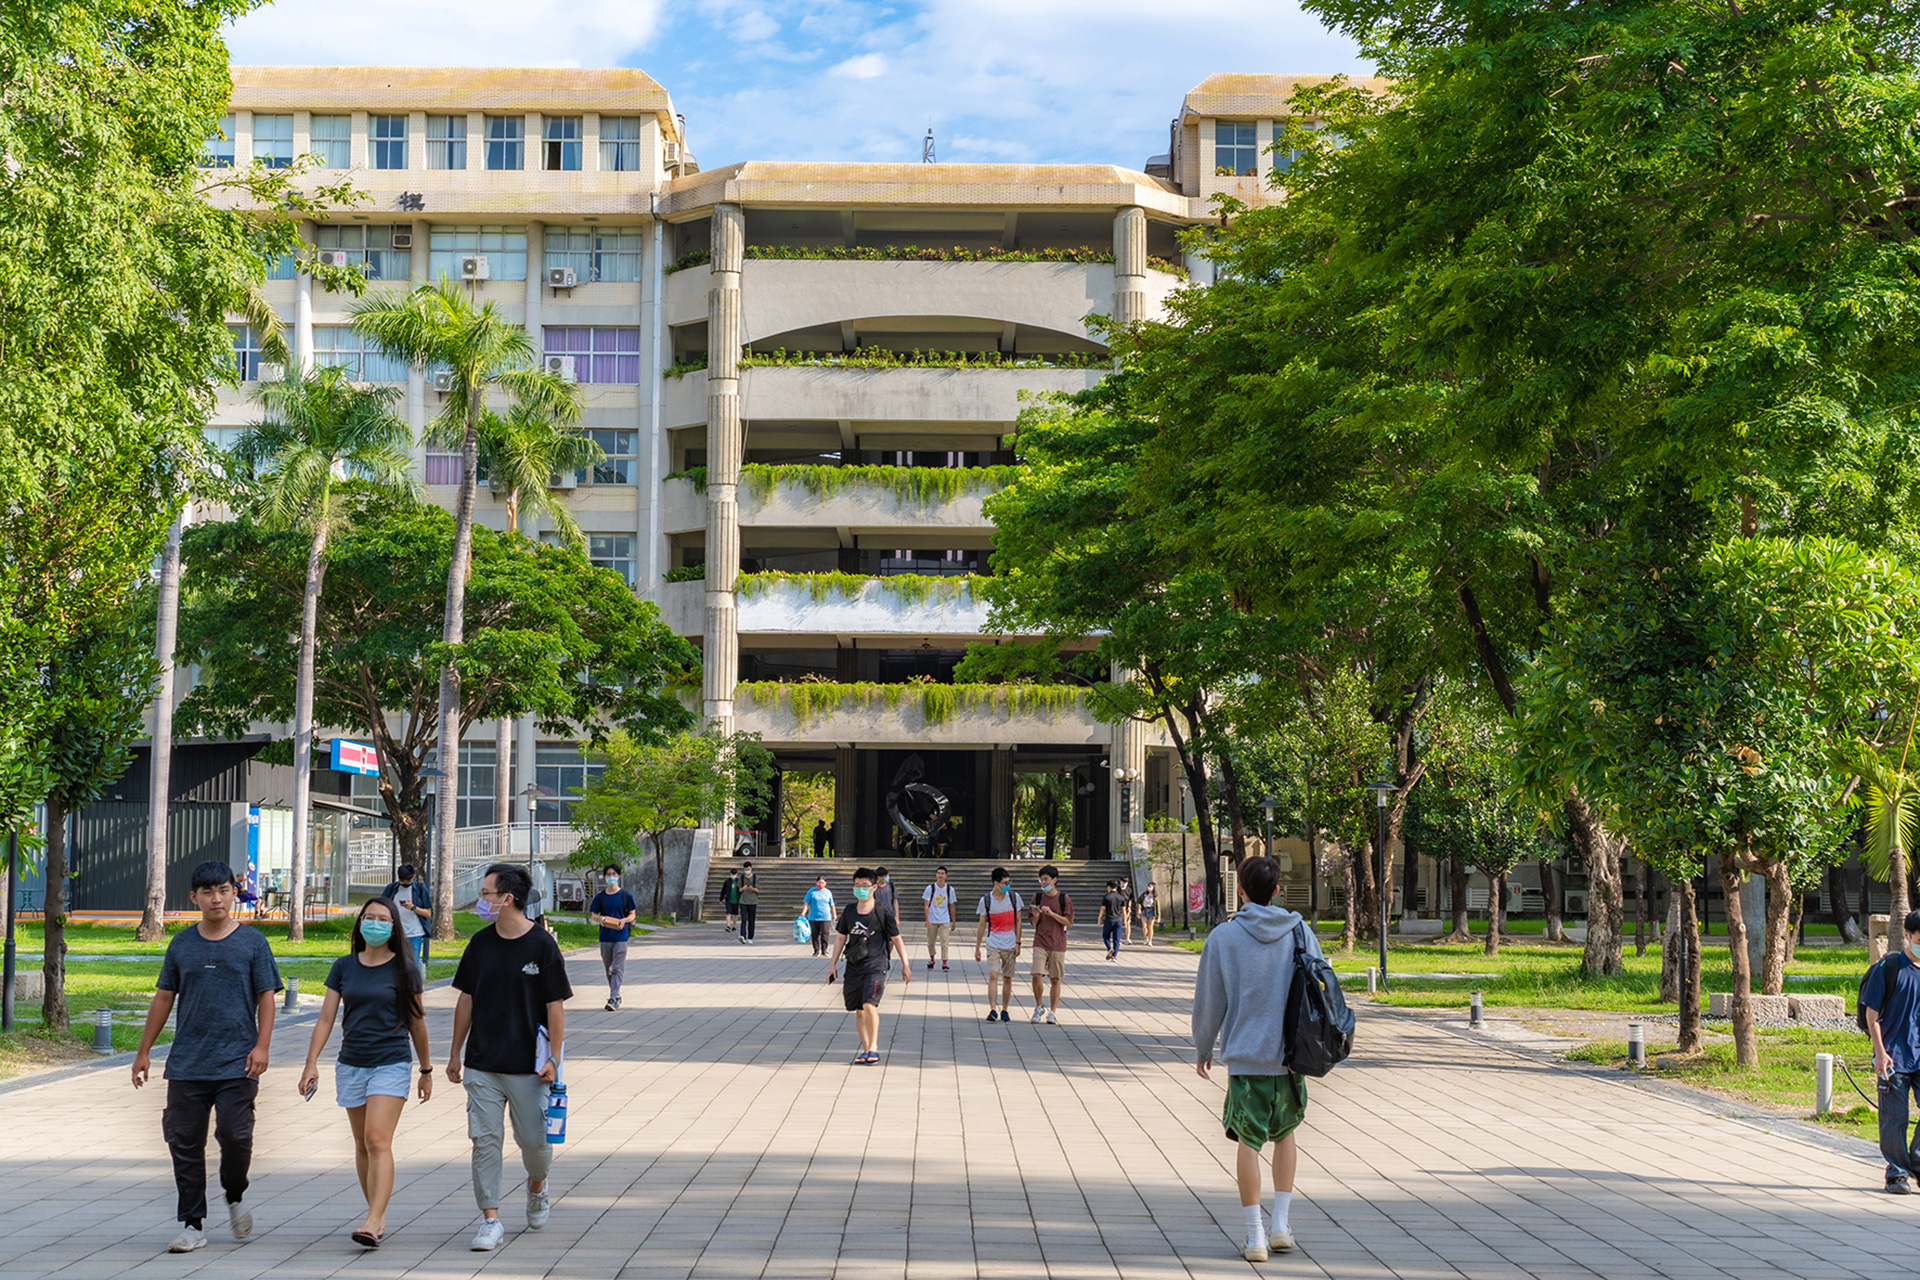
left=922, top=865, right=958, bottom=972
left=972, top=868, right=1024, bottom=1022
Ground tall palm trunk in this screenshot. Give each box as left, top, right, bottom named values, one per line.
left=433, top=400, right=482, bottom=939
left=42, top=798, right=69, bottom=1033
left=287, top=517, right=330, bottom=943
left=140, top=507, right=187, bottom=942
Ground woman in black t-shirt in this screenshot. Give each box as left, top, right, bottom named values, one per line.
left=298, top=897, right=432, bottom=1248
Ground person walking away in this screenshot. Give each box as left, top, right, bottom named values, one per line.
left=736, top=861, right=760, bottom=943
left=827, top=868, right=911, bottom=1064
left=448, top=864, right=572, bottom=1251
left=1100, top=880, right=1127, bottom=961
left=298, top=898, right=432, bottom=1247
left=1027, top=866, right=1075, bottom=1023
left=1192, top=855, right=1320, bottom=1260
left=813, top=820, right=831, bottom=858
left=1140, top=882, right=1159, bottom=946
left=382, top=863, right=432, bottom=971
left=1120, top=879, right=1137, bottom=946
left=588, top=865, right=638, bottom=1010
left=722, top=869, right=740, bottom=933
left=804, top=876, right=836, bottom=958
left=132, top=860, right=283, bottom=1254
left=973, top=868, right=1024, bottom=1022
left=1866, top=909, right=1920, bottom=1193
left=923, top=865, right=959, bottom=971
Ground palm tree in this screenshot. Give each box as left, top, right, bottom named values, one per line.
left=231, top=366, right=413, bottom=941
left=481, top=404, right=603, bottom=546
left=1015, top=771, right=1076, bottom=858
left=350, top=281, right=579, bottom=937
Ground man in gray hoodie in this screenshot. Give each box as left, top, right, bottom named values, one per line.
left=1192, top=854, right=1319, bottom=1262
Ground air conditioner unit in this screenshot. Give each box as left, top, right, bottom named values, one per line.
left=544, top=354, right=577, bottom=382
left=316, top=250, right=352, bottom=268
left=257, top=361, right=286, bottom=382
left=460, top=254, right=490, bottom=280
left=663, top=142, right=680, bottom=164
left=390, top=230, right=413, bottom=249
left=431, top=370, right=456, bottom=393
left=547, top=471, right=579, bottom=490
left=547, top=267, right=577, bottom=289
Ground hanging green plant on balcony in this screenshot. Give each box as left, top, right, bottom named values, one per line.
left=663, top=245, right=1187, bottom=277
left=664, top=356, right=709, bottom=378
left=741, top=346, right=1110, bottom=371
left=740, top=463, right=1020, bottom=506
left=736, top=571, right=983, bottom=604
left=735, top=680, right=1084, bottom=727
left=663, top=565, right=706, bottom=582
left=663, top=466, right=707, bottom=491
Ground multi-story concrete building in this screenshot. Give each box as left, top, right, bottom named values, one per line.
left=198, top=66, right=1338, bottom=871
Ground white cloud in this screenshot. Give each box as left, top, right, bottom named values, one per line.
left=828, top=52, right=889, bottom=79
left=223, top=0, right=667, bottom=68
left=733, top=9, right=781, bottom=42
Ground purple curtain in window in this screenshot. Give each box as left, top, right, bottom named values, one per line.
left=425, top=453, right=462, bottom=485
left=544, top=328, right=638, bottom=384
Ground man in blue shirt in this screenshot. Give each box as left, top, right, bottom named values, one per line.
left=1865, top=909, right=1920, bottom=1192
left=804, top=876, right=836, bottom=957
left=588, top=865, right=637, bottom=1011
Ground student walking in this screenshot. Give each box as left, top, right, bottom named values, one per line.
left=736, top=861, right=760, bottom=943
left=828, top=867, right=911, bottom=1064
left=1027, top=865, right=1074, bottom=1023
left=382, top=863, right=432, bottom=970
left=1140, top=882, right=1159, bottom=946
left=447, top=864, right=572, bottom=1251
left=1192, top=855, right=1320, bottom=1260
left=923, top=865, right=959, bottom=971
left=1100, top=879, right=1127, bottom=960
left=297, top=897, right=432, bottom=1248
left=973, top=868, right=1024, bottom=1022
left=1865, top=909, right=1920, bottom=1192
left=1120, top=879, right=1137, bottom=946
left=722, top=870, right=741, bottom=933
left=588, top=865, right=638, bottom=1010
left=812, top=819, right=832, bottom=857
left=804, top=876, right=836, bottom=957
left=132, top=860, right=283, bottom=1255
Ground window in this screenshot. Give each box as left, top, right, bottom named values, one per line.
left=534, top=745, right=604, bottom=825
left=543, top=327, right=640, bottom=384
left=544, top=226, right=643, bottom=283
left=201, top=114, right=235, bottom=167
left=456, top=742, right=496, bottom=828
left=1215, top=121, right=1257, bottom=177
left=429, top=225, right=528, bottom=281
left=542, top=116, right=583, bottom=171
left=586, top=431, right=637, bottom=485
left=230, top=325, right=264, bottom=380
left=203, top=425, right=251, bottom=452
left=265, top=253, right=296, bottom=280
left=484, top=115, right=524, bottom=170
left=252, top=114, right=294, bottom=168
left=425, top=452, right=462, bottom=485
left=313, top=326, right=408, bottom=383
left=309, top=114, right=350, bottom=167
left=427, top=115, right=466, bottom=170
left=314, top=223, right=412, bottom=281
left=371, top=114, right=408, bottom=170
left=599, top=117, right=642, bottom=171
left=877, top=548, right=982, bottom=577
left=588, top=534, right=637, bottom=587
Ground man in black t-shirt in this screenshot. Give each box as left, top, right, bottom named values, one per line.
left=1100, top=881, right=1128, bottom=960
left=828, top=867, right=911, bottom=1065
left=448, top=864, right=572, bottom=1251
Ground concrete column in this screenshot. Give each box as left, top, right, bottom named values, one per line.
left=515, top=714, right=537, bottom=805
left=991, top=748, right=1014, bottom=861
left=703, top=203, right=745, bottom=728
left=1108, top=663, right=1146, bottom=853
left=833, top=746, right=857, bottom=857
left=411, top=217, right=431, bottom=283
left=493, top=717, right=511, bottom=834
left=525, top=220, right=544, bottom=346
left=293, top=221, right=314, bottom=375
left=1112, top=206, right=1148, bottom=331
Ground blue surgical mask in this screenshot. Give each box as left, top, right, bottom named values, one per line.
left=854, top=886, right=872, bottom=901
left=605, top=875, right=620, bottom=888
left=359, top=920, right=393, bottom=946
left=475, top=896, right=502, bottom=922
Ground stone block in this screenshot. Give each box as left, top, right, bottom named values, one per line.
left=1708, top=991, right=1729, bottom=1017
left=1707, top=992, right=1791, bottom=1020
left=1788, top=994, right=1846, bottom=1022
left=10, top=968, right=43, bottom=1002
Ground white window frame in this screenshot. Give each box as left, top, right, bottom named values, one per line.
left=202, top=114, right=235, bottom=168
left=542, top=116, right=583, bottom=171
left=252, top=114, right=294, bottom=169
left=485, top=116, right=525, bottom=171
left=371, top=114, right=408, bottom=171
left=598, top=117, right=642, bottom=172
left=427, top=115, right=466, bottom=170
left=543, top=226, right=644, bottom=283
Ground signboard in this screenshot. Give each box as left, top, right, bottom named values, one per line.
left=330, top=739, right=380, bottom=776
left=1187, top=882, right=1206, bottom=913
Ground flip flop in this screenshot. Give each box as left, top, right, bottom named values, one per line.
left=351, top=1229, right=383, bottom=1248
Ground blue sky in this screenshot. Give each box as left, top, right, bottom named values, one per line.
left=224, top=0, right=1368, bottom=170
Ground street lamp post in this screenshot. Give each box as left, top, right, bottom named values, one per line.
left=420, top=765, right=445, bottom=963
left=1366, top=774, right=1395, bottom=991
left=1256, top=798, right=1280, bottom=907
left=523, top=783, right=539, bottom=877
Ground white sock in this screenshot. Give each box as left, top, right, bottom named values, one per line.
left=1242, top=1204, right=1265, bottom=1240
left=1271, top=1192, right=1292, bottom=1232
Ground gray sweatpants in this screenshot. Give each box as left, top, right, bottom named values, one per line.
left=464, top=1069, right=552, bottom=1212
left=600, top=939, right=629, bottom=1001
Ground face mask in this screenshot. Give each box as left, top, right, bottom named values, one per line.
left=1909, top=941, right=1920, bottom=961
left=854, top=887, right=872, bottom=901
left=359, top=920, right=393, bottom=946
left=605, top=875, right=620, bottom=888
left=475, top=896, right=502, bottom=922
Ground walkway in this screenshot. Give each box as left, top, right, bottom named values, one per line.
left=0, top=925, right=1907, bottom=1279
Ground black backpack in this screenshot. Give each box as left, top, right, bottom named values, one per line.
left=1284, top=921, right=1355, bottom=1076
left=1858, top=954, right=1898, bottom=1034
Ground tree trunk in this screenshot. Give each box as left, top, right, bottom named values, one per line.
left=1340, top=852, right=1357, bottom=952
left=1676, top=878, right=1702, bottom=1053
left=1861, top=863, right=1874, bottom=941
left=1401, top=827, right=1419, bottom=922
left=1659, top=886, right=1682, bottom=1003
left=1719, top=853, right=1758, bottom=1067
left=1485, top=872, right=1504, bottom=956
left=1633, top=857, right=1647, bottom=957
left=42, top=797, right=69, bottom=1034
left=1828, top=861, right=1861, bottom=942
left=287, top=519, right=330, bottom=944
left=1759, top=858, right=1794, bottom=996
left=1787, top=886, right=1804, bottom=969
left=650, top=829, right=666, bottom=919
left=1565, top=795, right=1624, bottom=977
left=433, top=401, right=483, bottom=942
left=1893, top=841, right=1911, bottom=938
left=1446, top=856, right=1470, bottom=941
left=1540, top=857, right=1565, bottom=942
left=1352, top=836, right=1378, bottom=942
left=1215, top=746, right=1249, bottom=860
left=141, top=507, right=187, bottom=942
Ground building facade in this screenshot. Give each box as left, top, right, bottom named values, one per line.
left=198, top=67, right=1342, bottom=861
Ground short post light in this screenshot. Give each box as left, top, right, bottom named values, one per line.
left=1628, top=1022, right=1646, bottom=1070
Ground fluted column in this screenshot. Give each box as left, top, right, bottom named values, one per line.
left=293, top=219, right=315, bottom=374
left=1112, top=206, right=1148, bottom=331
left=703, top=203, right=745, bottom=730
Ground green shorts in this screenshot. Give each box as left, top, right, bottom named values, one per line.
left=1223, top=1073, right=1307, bottom=1148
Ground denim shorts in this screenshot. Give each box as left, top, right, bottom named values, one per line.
left=335, top=1060, right=413, bottom=1108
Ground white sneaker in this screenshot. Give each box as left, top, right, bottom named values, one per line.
left=227, top=1200, right=252, bottom=1241
left=1029, top=1006, right=1045, bottom=1023
left=1045, top=1009, right=1057, bottom=1024
left=526, top=1187, right=550, bottom=1230
left=1242, top=1234, right=1270, bottom=1262
left=1269, top=1228, right=1296, bottom=1252
left=471, top=1218, right=506, bottom=1251
left=168, top=1227, right=206, bottom=1254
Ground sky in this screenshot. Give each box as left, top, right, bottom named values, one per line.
left=222, top=0, right=1369, bottom=171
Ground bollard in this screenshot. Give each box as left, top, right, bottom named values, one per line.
left=92, top=1008, right=114, bottom=1055
left=1469, top=991, right=1483, bottom=1029
left=1815, top=1052, right=1834, bottom=1116
left=1366, top=967, right=1378, bottom=995
left=283, top=978, right=298, bottom=1012
left=1627, top=1022, right=1645, bottom=1070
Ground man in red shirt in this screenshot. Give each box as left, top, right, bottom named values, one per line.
left=1027, top=865, right=1074, bottom=1024
left=972, top=867, right=1024, bottom=1022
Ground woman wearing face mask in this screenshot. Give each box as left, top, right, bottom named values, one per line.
left=299, top=898, right=431, bottom=1248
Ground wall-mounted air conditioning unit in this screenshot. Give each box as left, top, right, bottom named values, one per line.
left=431, top=370, right=456, bottom=393
left=390, top=230, right=413, bottom=249
left=460, top=255, right=490, bottom=281
left=547, top=471, right=579, bottom=490
left=544, top=354, right=576, bottom=382
left=316, top=250, right=352, bottom=268
left=663, top=142, right=680, bottom=164
left=547, top=267, right=577, bottom=289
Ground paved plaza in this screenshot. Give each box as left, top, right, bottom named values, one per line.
left=0, top=926, right=1914, bottom=1279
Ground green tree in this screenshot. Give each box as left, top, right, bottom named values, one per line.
left=779, top=772, right=835, bottom=854
left=350, top=282, right=580, bottom=923
left=571, top=729, right=774, bottom=919
left=481, top=406, right=604, bottom=546
left=1406, top=692, right=1535, bottom=953
left=1013, top=771, right=1075, bottom=859
left=228, top=368, right=413, bottom=941
left=177, top=490, right=696, bottom=936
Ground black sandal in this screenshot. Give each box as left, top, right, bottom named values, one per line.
left=351, top=1229, right=383, bottom=1248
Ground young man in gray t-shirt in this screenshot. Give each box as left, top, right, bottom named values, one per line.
left=133, top=861, right=283, bottom=1255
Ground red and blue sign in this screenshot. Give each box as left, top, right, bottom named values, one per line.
left=329, top=739, right=380, bottom=776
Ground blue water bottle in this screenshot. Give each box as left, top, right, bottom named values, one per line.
left=545, top=1082, right=567, bottom=1144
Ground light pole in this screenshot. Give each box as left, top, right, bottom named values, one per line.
left=1114, top=767, right=1138, bottom=832
left=1256, top=798, right=1280, bottom=911
left=2, top=830, right=17, bottom=1032
left=523, top=783, right=539, bottom=876
left=1366, top=773, right=1395, bottom=990
left=420, top=765, right=445, bottom=960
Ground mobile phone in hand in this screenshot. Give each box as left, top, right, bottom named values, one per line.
left=302, top=1078, right=318, bottom=1102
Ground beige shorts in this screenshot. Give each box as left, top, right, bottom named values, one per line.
left=985, top=945, right=1018, bottom=978
left=1032, top=946, right=1065, bottom=983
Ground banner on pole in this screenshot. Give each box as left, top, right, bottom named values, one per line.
left=330, top=739, right=380, bottom=776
